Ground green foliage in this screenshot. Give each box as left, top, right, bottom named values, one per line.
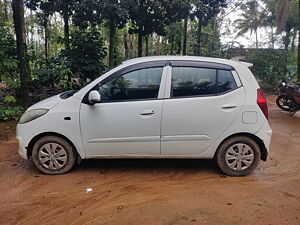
left=164, top=22, right=184, bottom=55
left=245, top=49, right=296, bottom=89
left=191, top=0, right=226, bottom=24
left=187, top=19, right=224, bottom=57
left=32, top=57, right=72, bottom=87
left=3, top=95, right=17, bottom=103
left=63, top=28, right=107, bottom=80
left=125, top=0, right=190, bottom=36
left=0, top=95, right=24, bottom=121
left=0, top=105, right=24, bottom=121
left=0, top=22, right=19, bottom=83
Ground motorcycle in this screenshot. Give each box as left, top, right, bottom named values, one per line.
left=276, top=80, right=300, bottom=113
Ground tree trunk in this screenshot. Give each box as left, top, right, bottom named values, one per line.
left=291, top=29, right=296, bottom=52
left=271, top=27, right=275, bottom=49
left=44, top=15, right=49, bottom=62
left=4, top=0, right=9, bottom=21
left=183, top=17, right=188, bottom=55
left=255, top=28, right=258, bottom=49
left=108, top=21, right=116, bottom=68
left=297, top=3, right=300, bottom=82
left=177, top=38, right=181, bottom=55
left=30, top=10, right=34, bottom=44
left=283, top=31, right=290, bottom=76
left=145, top=35, right=149, bottom=56
left=123, top=32, right=128, bottom=59
left=170, top=35, right=174, bottom=54
left=12, top=0, right=31, bottom=106
left=138, top=26, right=143, bottom=57
left=129, top=34, right=133, bottom=59
left=297, top=29, right=300, bottom=82
left=196, top=16, right=202, bottom=56
left=156, top=35, right=160, bottom=55
left=63, top=5, right=70, bottom=50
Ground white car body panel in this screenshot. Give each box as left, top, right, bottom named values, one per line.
left=17, top=96, right=85, bottom=159
left=80, top=100, right=163, bottom=156
left=16, top=56, right=272, bottom=161
left=161, top=88, right=245, bottom=155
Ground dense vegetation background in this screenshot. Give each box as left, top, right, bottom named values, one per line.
left=0, top=0, right=299, bottom=121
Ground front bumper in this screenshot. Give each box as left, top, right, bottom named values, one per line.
left=16, top=124, right=28, bottom=160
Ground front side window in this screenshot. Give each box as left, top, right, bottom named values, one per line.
left=98, top=67, right=163, bottom=102
left=217, top=70, right=237, bottom=94
left=171, top=67, right=217, bottom=97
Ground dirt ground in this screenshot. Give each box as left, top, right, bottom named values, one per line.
left=0, top=95, right=299, bottom=225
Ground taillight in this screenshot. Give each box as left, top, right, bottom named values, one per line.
left=257, top=89, right=268, bottom=120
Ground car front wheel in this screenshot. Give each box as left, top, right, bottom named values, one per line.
left=32, top=136, right=76, bottom=175
left=215, top=136, right=261, bottom=176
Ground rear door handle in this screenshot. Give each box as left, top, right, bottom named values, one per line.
left=222, top=103, right=237, bottom=109
left=140, top=109, right=155, bottom=115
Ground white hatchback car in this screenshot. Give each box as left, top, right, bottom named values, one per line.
left=17, top=56, right=272, bottom=176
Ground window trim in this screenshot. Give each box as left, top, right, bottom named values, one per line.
left=82, top=61, right=169, bottom=104
left=170, top=60, right=234, bottom=71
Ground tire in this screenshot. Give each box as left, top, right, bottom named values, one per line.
left=32, top=136, right=76, bottom=175
left=276, top=95, right=291, bottom=111
left=215, top=136, right=261, bottom=176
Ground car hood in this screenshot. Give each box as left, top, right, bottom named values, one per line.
left=27, top=93, right=63, bottom=111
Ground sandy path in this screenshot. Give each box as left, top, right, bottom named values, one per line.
left=0, top=95, right=299, bottom=225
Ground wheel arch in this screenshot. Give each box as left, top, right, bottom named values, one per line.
left=27, top=132, right=80, bottom=161
left=214, top=132, right=268, bottom=161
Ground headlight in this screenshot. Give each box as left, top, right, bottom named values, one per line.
left=19, top=109, right=49, bottom=124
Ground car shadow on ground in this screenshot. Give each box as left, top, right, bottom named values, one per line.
left=76, top=158, right=220, bottom=175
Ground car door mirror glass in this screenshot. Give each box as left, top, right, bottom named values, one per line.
left=88, top=90, right=101, bottom=104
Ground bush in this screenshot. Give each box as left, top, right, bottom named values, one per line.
left=63, top=28, right=107, bottom=81
left=0, top=22, right=19, bottom=85
left=0, top=95, right=24, bottom=121
left=32, top=56, right=72, bottom=88
left=245, top=49, right=297, bottom=90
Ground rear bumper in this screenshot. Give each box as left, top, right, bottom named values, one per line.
left=255, top=121, right=272, bottom=152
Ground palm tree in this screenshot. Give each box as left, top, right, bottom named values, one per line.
left=234, top=0, right=266, bottom=49
left=276, top=0, right=299, bottom=82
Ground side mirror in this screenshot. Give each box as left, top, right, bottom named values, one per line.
left=88, top=90, right=101, bottom=104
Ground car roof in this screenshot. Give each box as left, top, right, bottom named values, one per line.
left=122, top=56, right=245, bottom=68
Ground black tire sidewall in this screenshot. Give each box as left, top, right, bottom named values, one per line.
left=216, top=136, right=261, bottom=176
left=32, top=136, right=76, bottom=175
left=276, top=96, right=291, bottom=111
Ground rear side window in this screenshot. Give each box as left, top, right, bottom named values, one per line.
left=171, top=67, right=216, bottom=97
left=217, top=70, right=237, bottom=94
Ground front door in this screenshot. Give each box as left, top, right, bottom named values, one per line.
left=80, top=65, right=166, bottom=156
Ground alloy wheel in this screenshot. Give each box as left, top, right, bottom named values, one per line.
left=225, top=143, right=255, bottom=171
left=38, top=143, right=68, bottom=170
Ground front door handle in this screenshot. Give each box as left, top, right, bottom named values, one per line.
left=222, top=103, right=237, bottom=109
left=140, top=109, right=155, bottom=116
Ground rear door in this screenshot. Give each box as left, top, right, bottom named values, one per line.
left=161, top=61, right=245, bottom=155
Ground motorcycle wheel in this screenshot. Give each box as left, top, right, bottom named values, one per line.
left=276, top=95, right=292, bottom=111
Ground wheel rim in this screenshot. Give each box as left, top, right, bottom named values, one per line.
left=38, top=143, right=68, bottom=170
left=225, top=143, right=255, bottom=171
left=279, top=99, right=289, bottom=108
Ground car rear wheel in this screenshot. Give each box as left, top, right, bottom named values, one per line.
left=215, top=136, right=261, bottom=176
left=32, top=136, right=76, bottom=175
